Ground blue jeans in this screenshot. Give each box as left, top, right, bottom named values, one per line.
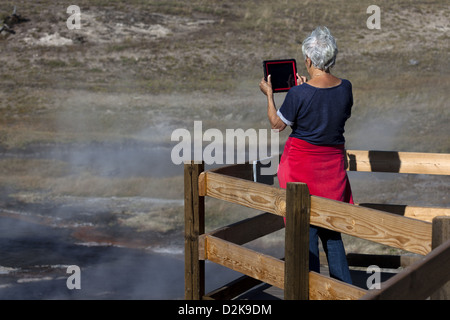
left=309, top=226, right=352, bottom=284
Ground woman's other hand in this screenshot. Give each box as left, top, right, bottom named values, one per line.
left=259, top=75, right=273, bottom=96
left=297, top=73, right=307, bottom=85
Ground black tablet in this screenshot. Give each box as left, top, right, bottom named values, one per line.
left=263, top=59, right=297, bottom=93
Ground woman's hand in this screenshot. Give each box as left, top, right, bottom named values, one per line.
left=297, top=73, right=307, bottom=85
left=259, top=75, right=273, bottom=96
left=260, top=75, right=287, bottom=132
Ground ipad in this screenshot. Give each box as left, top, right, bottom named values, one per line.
left=263, top=59, right=297, bottom=92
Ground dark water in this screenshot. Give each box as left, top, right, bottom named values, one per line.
left=0, top=217, right=241, bottom=300
left=0, top=142, right=244, bottom=299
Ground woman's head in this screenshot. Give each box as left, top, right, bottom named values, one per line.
left=302, top=26, right=338, bottom=71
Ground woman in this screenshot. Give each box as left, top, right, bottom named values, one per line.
left=259, top=26, right=353, bottom=284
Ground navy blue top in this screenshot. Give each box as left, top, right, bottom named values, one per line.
left=277, top=79, right=353, bottom=145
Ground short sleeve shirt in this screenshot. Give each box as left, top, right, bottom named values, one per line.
left=277, top=79, right=353, bottom=145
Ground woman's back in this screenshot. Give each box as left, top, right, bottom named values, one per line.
left=277, top=79, right=353, bottom=145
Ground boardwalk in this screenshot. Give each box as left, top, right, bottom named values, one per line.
left=185, top=152, right=450, bottom=300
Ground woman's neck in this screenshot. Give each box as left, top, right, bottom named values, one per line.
left=308, top=66, right=329, bottom=79
left=307, top=69, right=341, bottom=88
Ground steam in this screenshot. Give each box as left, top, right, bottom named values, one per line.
left=346, top=108, right=408, bottom=151
left=0, top=88, right=191, bottom=299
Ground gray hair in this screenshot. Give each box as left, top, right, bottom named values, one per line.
left=301, top=26, right=338, bottom=71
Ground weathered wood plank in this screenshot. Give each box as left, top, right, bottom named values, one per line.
left=201, top=171, right=286, bottom=216
left=309, top=271, right=367, bottom=300
left=311, top=196, right=432, bottom=255
left=247, top=151, right=450, bottom=177
left=203, top=235, right=368, bottom=300
left=202, top=171, right=433, bottom=255
left=204, top=235, right=285, bottom=289
left=431, top=216, right=450, bottom=300
left=345, top=150, right=450, bottom=175
left=284, top=183, right=310, bottom=300
left=184, top=162, right=205, bottom=300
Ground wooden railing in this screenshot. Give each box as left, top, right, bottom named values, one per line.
left=184, top=150, right=450, bottom=300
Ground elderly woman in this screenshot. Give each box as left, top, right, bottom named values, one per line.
left=259, top=26, right=353, bottom=284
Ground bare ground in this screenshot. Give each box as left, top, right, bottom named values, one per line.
left=0, top=1, right=448, bottom=297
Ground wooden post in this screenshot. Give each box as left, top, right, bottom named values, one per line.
left=284, top=182, right=310, bottom=300
left=184, top=161, right=205, bottom=300
left=431, top=216, right=450, bottom=300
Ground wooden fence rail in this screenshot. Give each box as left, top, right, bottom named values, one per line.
left=344, top=150, right=450, bottom=175
left=199, top=171, right=433, bottom=255
left=185, top=150, right=450, bottom=300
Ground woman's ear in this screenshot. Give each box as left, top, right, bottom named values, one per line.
left=305, top=57, right=312, bottom=69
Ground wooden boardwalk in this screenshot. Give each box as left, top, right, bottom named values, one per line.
left=185, top=152, right=450, bottom=300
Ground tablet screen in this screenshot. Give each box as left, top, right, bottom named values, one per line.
left=263, top=59, right=297, bottom=92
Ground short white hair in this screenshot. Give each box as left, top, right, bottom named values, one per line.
left=301, top=26, right=338, bottom=71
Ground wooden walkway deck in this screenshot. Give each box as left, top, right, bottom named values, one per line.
left=186, top=155, right=450, bottom=300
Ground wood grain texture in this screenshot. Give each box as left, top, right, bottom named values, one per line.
left=309, top=272, right=367, bottom=300
left=184, top=162, right=205, bottom=300
left=202, top=171, right=286, bottom=216
left=204, top=235, right=370, bottom=300
left=431, top=217, right=450, bottom=300
left=202, top=171, right=433, bottom=255
left=284, top=183, right=310, bottom=300
left=311, top=196, right=432, bottom=255
left=205, top=235, right=285, bottom=289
